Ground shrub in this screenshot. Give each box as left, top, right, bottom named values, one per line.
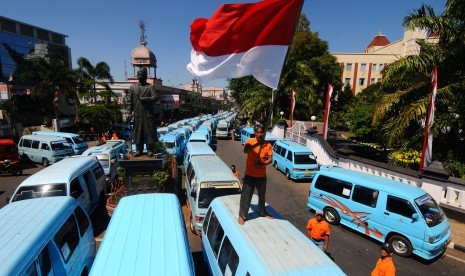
left=388, top=149, right=421, bottom=170
left=444, top=161, right=465, bottom=179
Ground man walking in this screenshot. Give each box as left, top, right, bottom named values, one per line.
left=306, top=210, right=330, bottom=251
left=371, top=243, right=396, bottom=276
left=238, top=124, right=273, bottom=225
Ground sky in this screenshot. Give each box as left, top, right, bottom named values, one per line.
left=1, top=0, right=446, bottom=89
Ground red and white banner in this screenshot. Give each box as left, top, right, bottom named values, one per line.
left=322, top=84, right=333, bottom=139
left=290, top=88, right=296, bottom=127
left=187, top=0, right=303, bottom=89
left=420, top=67, right=438, bottom=172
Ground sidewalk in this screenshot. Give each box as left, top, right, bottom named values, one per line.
left=445, top=208, right=465, bottom=253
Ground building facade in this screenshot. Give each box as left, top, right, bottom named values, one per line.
left=332, top=29, right=431, bottom=94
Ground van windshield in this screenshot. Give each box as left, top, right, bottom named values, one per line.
left=415, top=194, right=445, bottom=227
left=164, top=141, right=175, bottom=148
left=12, top=184, right=67, bottom=202
left=51, top=141, right=71, bottom=151
left=294, top=153, right=317, bottom=165
left=218, top=127, right=228, bottom=131
left=198, top=182, right=241, bottom=208
left=95, top=154, right=110, bottom=168
left=72, top=136, right=86, bottom=144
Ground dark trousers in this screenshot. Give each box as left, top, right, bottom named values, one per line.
left=239, top=175, right=267, bottom=220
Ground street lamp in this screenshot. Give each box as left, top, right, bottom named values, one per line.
left=280, top=111, right=284, bottom=119
left=311, top=115, right=316, bottom=128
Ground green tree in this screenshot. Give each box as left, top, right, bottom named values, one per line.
left=75, top=57, right=114, bottom=103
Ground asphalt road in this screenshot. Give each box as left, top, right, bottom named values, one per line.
left=2, top=138, right=465, bottom=275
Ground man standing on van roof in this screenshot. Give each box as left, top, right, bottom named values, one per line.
left=127, top=67, right=160, bottom=157
left=371, top=243, right=396, bottom=276
left=238, top=124, right=273, bottom=225
left=306, top=210, right=330, bottom=252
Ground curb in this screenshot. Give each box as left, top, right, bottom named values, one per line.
left=448, top=241, right=465, bottom=253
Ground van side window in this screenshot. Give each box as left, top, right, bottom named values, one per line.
left=70, top=178, right=83, bottom=199
left=352, top=186, right=378, bottom=207
left=206, top=212, right=224, bottom=257
left=41, top=143, right=50, bottom=150
left=32, top=140, right=40, bottom=149
left=314, top=175, right=352, bottom=199
left=203, top=208, right=212, bottom=234
left=92, top=163, right=105, bottom=180
left=280, top=147, right=286, bottom=157
left=38, top=245, right=52, bottom=275
left=218, top=236, right=239, bottom=275
left=386, top=196, right=415, bottom=218
left=23, top=139, right=32, bottom=148
left=75, top=205, right=90, bottom=237
left=54, top=215, right=80, bottom=263
left=286, top=151, right=293, bottom=162
left=24, top=261, right=37, bottom=275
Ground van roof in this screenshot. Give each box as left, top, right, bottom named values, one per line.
left=242, top=126, right=254, bottom=134
left=32, top=131, right=79, bottom=137
left=20, top=134, right=68, bottom=142
left=189, top=132, right=207, bottom=141
left=209, top=195, right=345, bottom=275
left=190, top=155, right=239, bottom=182
left=19, top=156, right=97, bottom=186
left=317, top=165, right=426, bottom=198
left=275, top=139, right=313, bottom=152
left=82, top=144, right=114, bottom=155
left=0, top=197, right=79, bottom=275
left=90, top=194, right=194, bottom=275
left=186, top=142, right=215, bottom=155
left=160, top=131, right=182, bottom=141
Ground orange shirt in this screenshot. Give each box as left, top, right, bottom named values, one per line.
left=234, top=171, right=239, bottom=178
left=371, top=257, right=396, bottom=276
left=112, top=133, right=118, bottom=140
left=306, top=218, right=330, bottom=240
left=244, top=138, right=272, bottom=178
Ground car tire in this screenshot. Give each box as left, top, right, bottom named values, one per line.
left=388, top=235, right=413, bottom=257
left=189, top=215, right=197, bottom=235
left=286, top=170, right=291, bottom=179
left=274, top=162, right=279, bottom=170
left=323, top=208, right=340, bottom=225
left=42, top=158, right=49, bottom=167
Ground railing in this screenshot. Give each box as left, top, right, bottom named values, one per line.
left=278, top=121, right=465, bottom=213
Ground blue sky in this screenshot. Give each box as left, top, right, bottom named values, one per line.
left=2, top=0, right=445, bottom=88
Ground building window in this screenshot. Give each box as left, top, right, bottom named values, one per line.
left=19, top=24, right=34, bottom=37
left=344, top=78, right=351, bottom=85
left=379, top=64, right=384, bottom=71
left=37, top=29, right=50, bottom=41
left=372, top=64, right=377, bottom=71
left=371, top=78, right=375, bottom=84
left=360, top=63, right=367, bottom=71
left=346, top=63, right=352, bottom=71
left=51, top=33, right=64, bottom=45
left=0, top=18, right=16, bottom=33
left=359, top=78, right=365, bottom=85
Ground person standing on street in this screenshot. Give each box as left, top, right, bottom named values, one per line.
left=371, top=244, right=396, bottom=276
left=127, top=67, right=159, bottom=157
left=231, top=164, right=239, bottom=178
left=306, top=210, right=330, bottom=251
left=238, top=124, right=273, bottom=225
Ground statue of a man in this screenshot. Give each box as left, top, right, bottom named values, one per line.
left=127, top=67, right=159, bottom=157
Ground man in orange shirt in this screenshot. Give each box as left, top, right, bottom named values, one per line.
left=238, top=124, right=273, bottom=225
left=306, top=210, right=330, bottom=251
left=231, top=164, right=239, bottom=179
left=371, top=243, right=396, bottom=276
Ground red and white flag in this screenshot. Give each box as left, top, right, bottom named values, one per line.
left=290, top=88, right=296, bottom=127
left=420, top=67, right=438, bottom=172
left=322, top=84, right=333, bottom=139
left=8, top=73, right=13, bottom=82
left=187, top=0, right=303, bottom=89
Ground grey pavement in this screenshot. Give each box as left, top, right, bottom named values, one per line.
left=445, top=208, right=465, bottom=254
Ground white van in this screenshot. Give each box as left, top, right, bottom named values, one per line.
left=183, top=141, right=216, bottom=170
left=18, top=134, right=74, bottom=166
left=82, top=144, right=121, bottom=185
left=33, top=131, right=88, bottom=155
left=11, top=156, right=106, bottom=214
left=0, top=197, right=96, bottom=275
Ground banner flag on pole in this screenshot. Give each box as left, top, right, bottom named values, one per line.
left=322, top=84, right=333, bottom=139
left=420, top=66, right=438, bottom=172
left=187, top=0, right=303, bottom=89
left=290, top=88, right=295, bottom=127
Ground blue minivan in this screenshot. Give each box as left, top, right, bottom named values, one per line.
left=33, top=131, right=88, bottom=155
left=272, top=139, right=319, bottom=180
left=160, top=131, right=185, bottom=162
left=308, top=165, right=451, bottom=260
left=240, top=126, right=254, bottom=144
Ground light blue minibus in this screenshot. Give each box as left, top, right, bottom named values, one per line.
left=240, top=126, right=254, bottom=144
left=90, top=194, right=195, bottom=276
left=0, top=197, right=96, bottom=275
left=160, top=131, right=184, bottom=162
left=183, top=141, right=216, bottom=169
left=202, top=195, right=346, bottom=275
left=272, top=139, right=319, bottom=180
left=308, top=165, right=451, bottom=260
left=33, top=131, right=88, bottom=155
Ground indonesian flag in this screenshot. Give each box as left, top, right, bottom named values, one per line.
left=420, top=67, right=438, bottom=172
left=8, top=73, right=13, bottom=82
left=290, top=88, right=296, bottom=127
left=322, top=84, right=333, bottom=139
left=187, top=0, right=303, bottom=89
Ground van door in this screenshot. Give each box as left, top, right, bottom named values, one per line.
left=70, top=177, right=91, bottom=213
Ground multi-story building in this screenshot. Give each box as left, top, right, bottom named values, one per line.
left=332, top=29, right=433, bottom=94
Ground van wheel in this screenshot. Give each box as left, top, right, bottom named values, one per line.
left=274, top=162, right=279, bottom=170
left=285, top=170, right=291, bottom=179
left=323, top=208, right=340, bottom=225
left=388, top=235, right=413, bottom=257
left=42, top=158, right=49, bottom=167
left=189, top=216, right=197, bottom=235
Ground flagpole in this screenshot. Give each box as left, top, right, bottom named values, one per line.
left=264, top=0, right=305, bottom=129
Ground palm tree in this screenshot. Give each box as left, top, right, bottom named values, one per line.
left=373, top=0, right=465, bottom=158
left=75, top=57, right=114, bottom=104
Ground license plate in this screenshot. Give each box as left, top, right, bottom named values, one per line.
left=304, top=171, right=312, bottom=176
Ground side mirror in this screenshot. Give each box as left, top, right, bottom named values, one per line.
left=412, top=213, right=420, bottom=220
